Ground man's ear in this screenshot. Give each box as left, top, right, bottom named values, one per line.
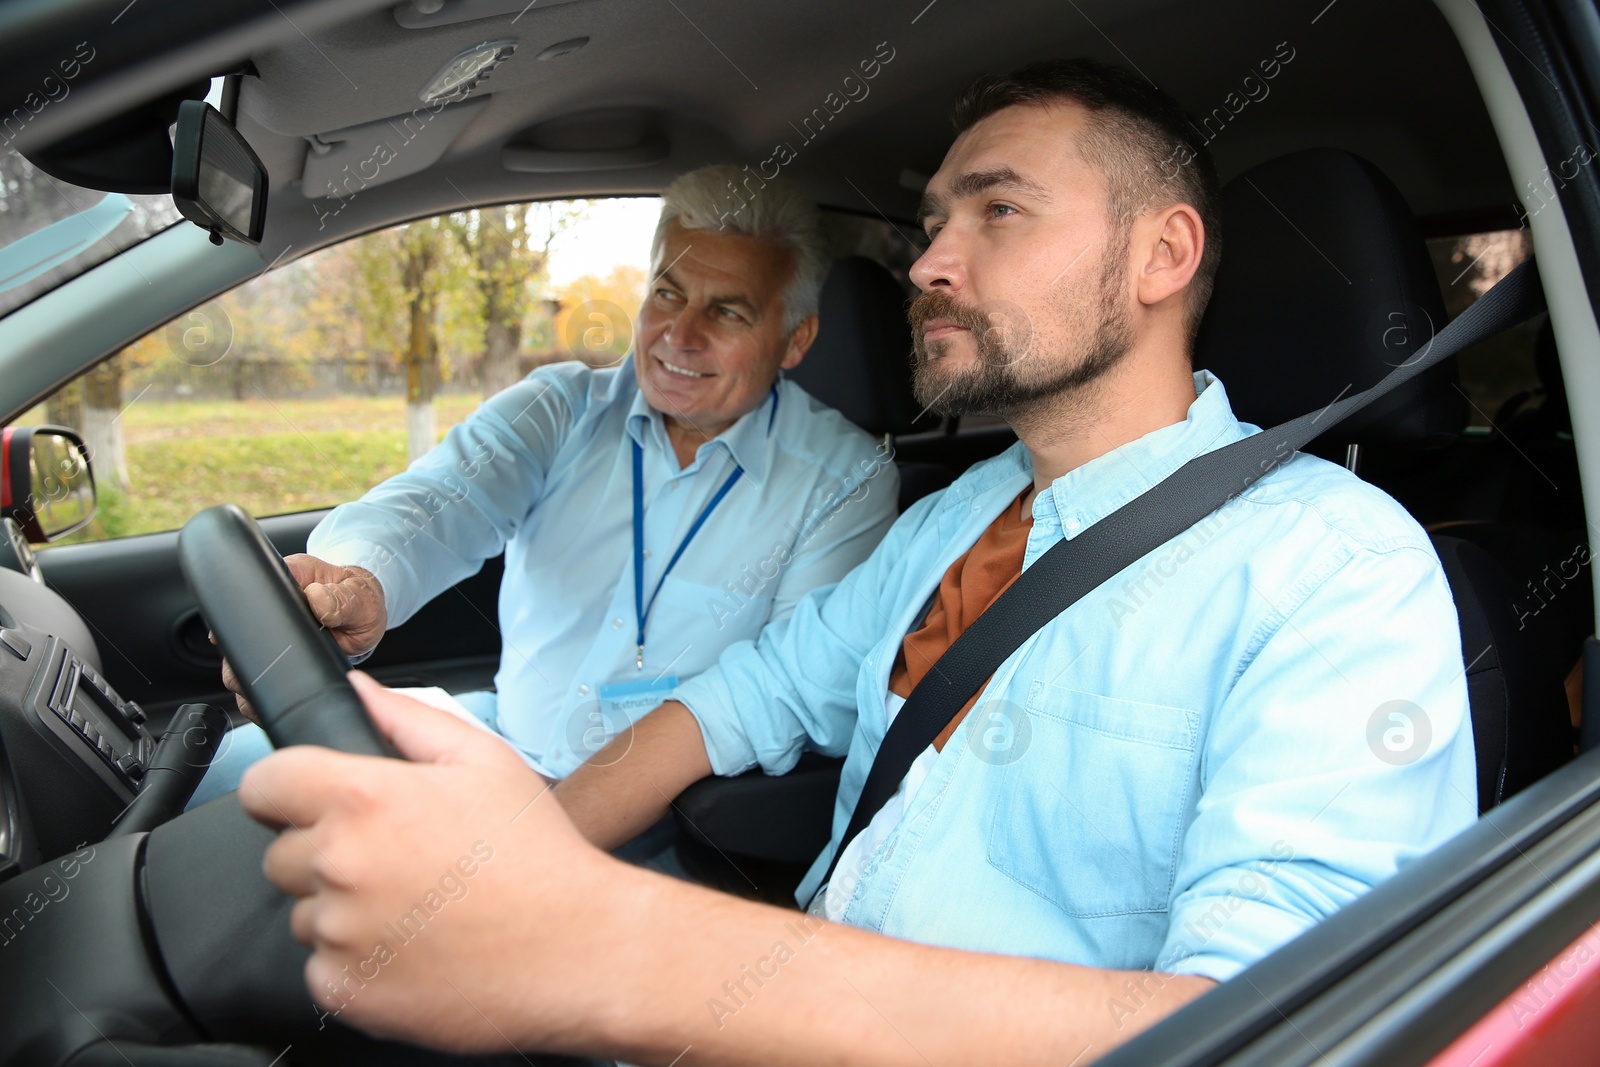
left=781, top=313, right=820, bottom=370
left=1134, top=204, right=1204, bottom=310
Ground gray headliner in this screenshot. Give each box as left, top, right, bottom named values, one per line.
left=238, top=0, right=1510, bottom=262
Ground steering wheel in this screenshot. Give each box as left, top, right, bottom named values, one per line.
left=0, top=506, right=603, bottom=1066
left=180, top=504, right=395, bottom=758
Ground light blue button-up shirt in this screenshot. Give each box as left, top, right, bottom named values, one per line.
left=309, top=358, right=899, bottom=777
left=676, top=372, right=1477, bottom=983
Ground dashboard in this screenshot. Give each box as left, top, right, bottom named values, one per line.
left=0, top=519, right=42, bottom=584
left=0, top=543, right=161, bottom=872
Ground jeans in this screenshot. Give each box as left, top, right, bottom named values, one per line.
left=186, top=689, right=694, bottom=884
left=185, top=689, right=501, bottom=811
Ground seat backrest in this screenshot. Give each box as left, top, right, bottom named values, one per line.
left=1195, top=148, right=1465, bottom=449
left=1195, top=148, right=1570, bottom=808
left=1430, top=534, right=1574, bottom=808
left=786, top=255, right=925, bottom=438
left=787, top=255, right=954, bottom=511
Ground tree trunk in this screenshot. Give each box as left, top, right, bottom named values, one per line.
left=46, top=380, right=82, bottom=431
left=81, top=358, right=129, bottom=490
left=481, top=317, right=522, bottom=398
left=476, top=206, right=534, bottom=400
left=403, top=280, right=438, bottom=463
left=406, top=400, right=437, bottom=463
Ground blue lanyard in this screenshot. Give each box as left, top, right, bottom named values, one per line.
left=632, top=442, right=743, bottom=669
left=631, top=384, right=779, bottom=669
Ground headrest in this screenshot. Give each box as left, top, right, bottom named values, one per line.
left=786, top=256, right=925, bottom=438
left=1194, top=149, right=1465, bottom=447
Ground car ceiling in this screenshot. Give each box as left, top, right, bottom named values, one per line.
left=43, top=0, right=1518, bottom=260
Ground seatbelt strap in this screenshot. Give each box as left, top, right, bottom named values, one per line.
left=816, top=258, right=1546, bottom=897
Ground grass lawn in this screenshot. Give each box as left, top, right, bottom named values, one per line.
left=27, top=394, right=488, bottom=545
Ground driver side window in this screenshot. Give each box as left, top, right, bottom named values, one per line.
left=15, top=198, right=651, bottom=546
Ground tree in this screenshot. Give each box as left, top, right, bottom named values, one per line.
left=451, top=201, right=583, bottom=399
left=45, top=379, right=81, bottom=430
left=349, top=236, right=407, bottom=398
left=459, top=206, right=530, bottom=400
left=400, top=222, right=447, bottom=461
left=80, top=355, right=129, bottom=489
left=345, top=218, right=460, bottom=459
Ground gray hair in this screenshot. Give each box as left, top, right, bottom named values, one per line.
left=651, top=164, right=829, bottom=335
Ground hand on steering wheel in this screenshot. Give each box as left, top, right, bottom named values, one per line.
left=215, top=554, right=386, bottom=723
left=179, top=505, right=395, bottom=757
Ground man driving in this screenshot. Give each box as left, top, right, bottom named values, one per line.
left=240, top=60, right=1476, bottom=1063
left=194, top=165, right=899, bottom=805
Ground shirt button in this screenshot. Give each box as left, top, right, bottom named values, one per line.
left=642, top=548, right=652, bottom=560
left=669, top=482, right=679, bottom=492
left=612, top=618, right=623, bottom=629
left=578, top=684, right=590, bottom=696
left=1065, top=516, right=1082, bottom=532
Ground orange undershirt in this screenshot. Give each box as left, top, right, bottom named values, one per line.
left=887, top=490, right=1034, bottom=750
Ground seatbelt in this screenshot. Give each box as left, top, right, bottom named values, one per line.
left=816, top=258, right=1547, bottom=897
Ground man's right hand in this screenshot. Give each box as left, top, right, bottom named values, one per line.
left=218, top=554, right=387, bottom=723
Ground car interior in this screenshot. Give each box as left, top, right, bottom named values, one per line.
left=0, top=0, right=1597, bottom=1063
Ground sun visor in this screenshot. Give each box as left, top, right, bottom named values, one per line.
left=299, top=97, right=488, bottom=200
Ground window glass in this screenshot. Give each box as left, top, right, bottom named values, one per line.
left=820, top=209, right=925, bottom=294
left=0, top=150, right=182, bottom=320
left=1425, top=228, right=1543, bottom=431
left=16, top=201, right=917, bottom=546
left=17, top=197, right=658, bottom=545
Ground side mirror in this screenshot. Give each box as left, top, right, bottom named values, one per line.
left=2, top=426, right=96, bottom=543
left=171, top=100, right=267, bottom=246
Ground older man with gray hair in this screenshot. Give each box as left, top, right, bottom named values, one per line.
left=193, top=165, right=898, bottom=804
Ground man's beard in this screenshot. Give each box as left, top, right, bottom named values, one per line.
left=908, top=240, right=1135, bottom=419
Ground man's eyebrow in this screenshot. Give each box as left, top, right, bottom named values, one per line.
left=707, top=292, right=759, bottom=312
left=654, top=270, right=761, bottom=312
left=917, top=166, right=1051, bottom=223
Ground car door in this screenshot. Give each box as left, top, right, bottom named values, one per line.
left=36, top=512, right=505, bottom=725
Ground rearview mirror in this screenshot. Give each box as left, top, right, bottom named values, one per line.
left=2, top=426, right=96, bottom=543
left=171, top=100, right=267, bottom=246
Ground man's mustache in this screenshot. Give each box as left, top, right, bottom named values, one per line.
left=909, top=290, right=1036, bottom=367
left=907, top=290, right=994, bottom=356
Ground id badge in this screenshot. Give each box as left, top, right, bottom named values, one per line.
left=568, top=675, right=679, bottom=764
left=597, top=674, right=679, bottom=722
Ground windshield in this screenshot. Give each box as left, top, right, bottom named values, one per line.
left=0, top=150, right=182, bottom=320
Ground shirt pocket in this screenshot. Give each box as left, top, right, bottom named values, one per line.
left=648, top=571, right=774, bottom=650
left=985, top=682, right=1199, bottom=918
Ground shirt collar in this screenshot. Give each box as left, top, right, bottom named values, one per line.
left=623, top=356, right=781, bottom=484
left=1036, top=370, right=1246, bottom=533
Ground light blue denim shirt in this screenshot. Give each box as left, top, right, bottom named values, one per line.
left=676, top=371, right=1477, bottom=983
left=309, top=358, right=898, bottom=777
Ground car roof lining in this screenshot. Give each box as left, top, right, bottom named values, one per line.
left=223, top=0, right=1511, bottom=258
